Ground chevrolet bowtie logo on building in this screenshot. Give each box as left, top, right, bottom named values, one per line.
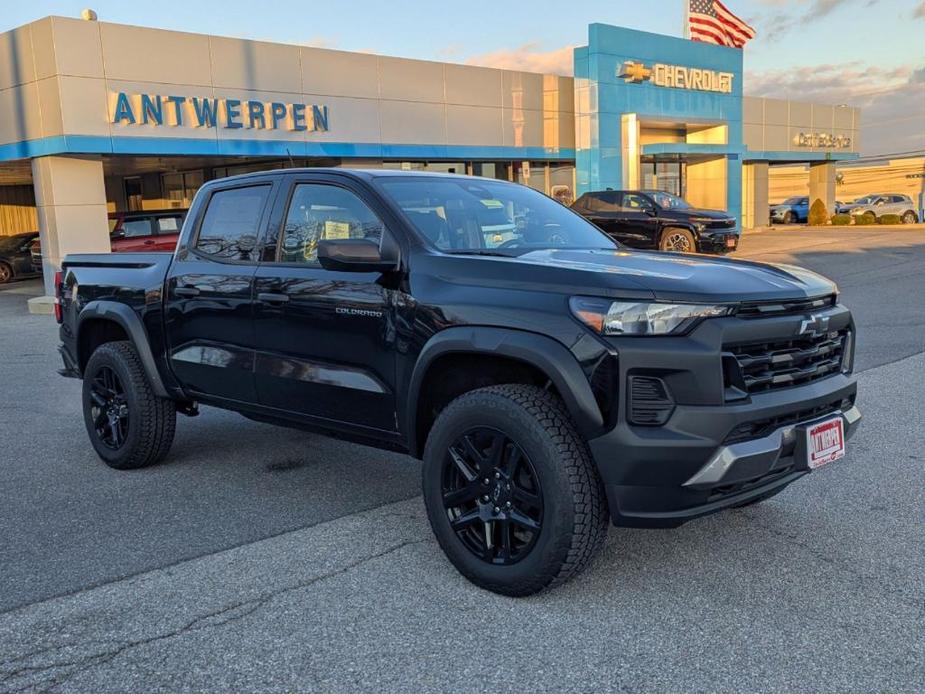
left=618, top=60, right=734, bottom=94
left=620, top=61, right=652, bottom=83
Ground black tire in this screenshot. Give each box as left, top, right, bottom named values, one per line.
left=0, top=262, right=12, bottom=284
left=783, top=211, right=796, bottom=225
left=902, top=211, right=918, bottom=224
left=659, top=227, right=697, bottom=253
left=422, top=384, right=609, bottom=596
left=82, top=341, right=176, bottom=470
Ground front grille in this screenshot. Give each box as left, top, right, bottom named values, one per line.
left=725, top=329, right=848, bottom=394
left=706, top=218, right=736, bottom=230
left=724, top=397, right=849, bottom=444
left=736, top=295, right=837, bottom=319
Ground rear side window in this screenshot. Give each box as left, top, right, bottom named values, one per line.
left=195, top=185, right=270, bottom=262
left=587, top=192, right=621, bottom=212
left=278, top=184, right=384, bottom=265
left=157, top=216, right=181, bottom=233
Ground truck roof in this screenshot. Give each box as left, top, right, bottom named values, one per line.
left=211, top=167, right=488, bottom=185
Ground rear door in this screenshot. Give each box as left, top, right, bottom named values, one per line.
left=581, top=192, right=629, bottom=242
left=152, top=214, right=184, bottom=251
left=251, top=175, right=399, bottom=432
left=164, top=179, right=278, bottom=404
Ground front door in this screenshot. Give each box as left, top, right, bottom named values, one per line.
left=252, top=178, right=399, bottom=433
left=164, top=180, right=277, bottom=404
left=617, top=192, right=660, bottom=248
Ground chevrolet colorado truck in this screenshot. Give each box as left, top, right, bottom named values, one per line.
left=56, top=169, right=860, bottom=596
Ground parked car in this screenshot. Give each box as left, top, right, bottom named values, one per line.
left=109, top=210, right=186, bottom=252
left=571, top=189, right=739, bottom=253
left=840, top=194, right=918, bottom=224
left=0, top=231, right=40, bottom=283
left=30, top=209, right=187, bottom=274
left=770, top=196, right=809, bottom=224
left=56, top=169, right=860, bottom=596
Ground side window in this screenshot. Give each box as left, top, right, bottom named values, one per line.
left=279, top=184, right=384, bottom=265
left=587, top=192, right=621, bottom=212
left=157, top=216, right=181, bottom=233
left=195, top=185, right=270, bottom=262
left=622, top=193, right=651, bottom=210
left=121, top=219, right=152, bottom=238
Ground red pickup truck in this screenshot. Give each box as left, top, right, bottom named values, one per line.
left=31, top=210, right=186, bottom=272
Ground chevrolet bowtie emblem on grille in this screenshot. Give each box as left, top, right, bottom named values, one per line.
left=620, top=61, right=652, bottom=83
left=798, top=314, right=830, bottom=338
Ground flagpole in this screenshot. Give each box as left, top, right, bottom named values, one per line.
left=682, top=0, right=690, bottom=38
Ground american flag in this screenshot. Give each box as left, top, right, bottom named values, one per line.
left=688, top=0, right=756, bottom=48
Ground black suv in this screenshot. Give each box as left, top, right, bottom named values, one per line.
left=572, top=190, right=739, bottom=254
left=56, top=169, right=858, bottom=596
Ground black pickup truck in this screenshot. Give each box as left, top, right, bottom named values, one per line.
left=56, top=169, right=860, bottom=596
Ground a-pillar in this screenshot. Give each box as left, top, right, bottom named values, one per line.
left=32, top=155, right=110, bottom=298
left=808, top=161, right=837, bottom=218
left=742, top=161, right=769, bottom=229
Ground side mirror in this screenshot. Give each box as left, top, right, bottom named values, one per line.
left=317, top=236, right=400, bottom=273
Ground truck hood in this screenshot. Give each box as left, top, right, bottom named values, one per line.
left=680, top=207, right=733, bottom=220
left=463, top=248, right=837, bottom=303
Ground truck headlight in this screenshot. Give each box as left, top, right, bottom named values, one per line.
left=570, top=297, right=733, bottom=336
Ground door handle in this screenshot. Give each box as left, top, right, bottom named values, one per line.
left=258, top=292, right=290, bottom=304
left=174, top=286, right=200, bottom=297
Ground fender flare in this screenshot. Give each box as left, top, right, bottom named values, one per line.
left=76, top=301, right=169, bottom=398
left=405, top=326, right=604, bottom=457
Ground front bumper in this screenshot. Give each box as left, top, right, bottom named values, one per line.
left=697, top=230, right=739, bottom=254
left=584, top=305, right=858, bottom=528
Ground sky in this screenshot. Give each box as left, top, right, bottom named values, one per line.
left=4, top=0, right=924, bottom=157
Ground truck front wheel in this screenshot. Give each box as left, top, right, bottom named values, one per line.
left=422, top=384, right=609, bottom=596
left=82, top=341, right=176, bottom=470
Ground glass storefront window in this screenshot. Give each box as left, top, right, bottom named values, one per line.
left=640, top=158, right=685, bottom=197
left=514, top=162, right=547, bottom=193
left=549, top=164, right=575, bottom=205
left=162, top=170, right=204, bottom=208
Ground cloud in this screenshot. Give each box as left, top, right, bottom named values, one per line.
left=464, top=43, right=573, bottom=75
left=752, top=0, right=879, bottom=38
left=746, top=62, right=925, bottom=156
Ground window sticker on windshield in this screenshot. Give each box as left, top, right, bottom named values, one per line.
left=479, top=199, right=504, bottom=208
left=324, top=221, right=351, bottom=239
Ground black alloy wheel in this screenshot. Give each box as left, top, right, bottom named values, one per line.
left=88, top=366, right=130, bottom=449
left=441, top=427, right=543, bottom=565
left=660, top=228, right=696, bottom=253
left=0, top=262, right=11, bottom=284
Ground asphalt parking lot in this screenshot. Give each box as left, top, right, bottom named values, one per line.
left=1, top=227, right=923, bottom=692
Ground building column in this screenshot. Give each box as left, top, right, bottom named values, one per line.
left=742, top=161, right=769, bottom=229
left=808, top=161, right=837, bottom=218
left=32, top=156, right=110, bottom=296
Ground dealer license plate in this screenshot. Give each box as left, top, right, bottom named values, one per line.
left=806, top=417, right=845, bottom=469
left=725, top=237, right=737, bottom=248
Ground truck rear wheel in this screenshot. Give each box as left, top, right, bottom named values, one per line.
left=82, top=341, right=176, bottom=470
left=422, top=384, right=609, bottom=596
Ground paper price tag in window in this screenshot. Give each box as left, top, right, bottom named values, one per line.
left=324, top=221, right=351, bottom=239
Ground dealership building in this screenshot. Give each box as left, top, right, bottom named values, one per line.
left=0, top=15, right=861, bottom=293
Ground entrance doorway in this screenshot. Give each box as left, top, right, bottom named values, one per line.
left=640, top=157, right=686, bottom=197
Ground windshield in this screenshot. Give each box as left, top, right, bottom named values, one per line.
left=0, top=233, right=33, bottom=252
left=646, top=191, right=691, bottom=209
left=853, top=195, right=876, bottom=205
left=377, top=177, right=616, bottom=253
left=783, top=197, right=806, bottom=205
